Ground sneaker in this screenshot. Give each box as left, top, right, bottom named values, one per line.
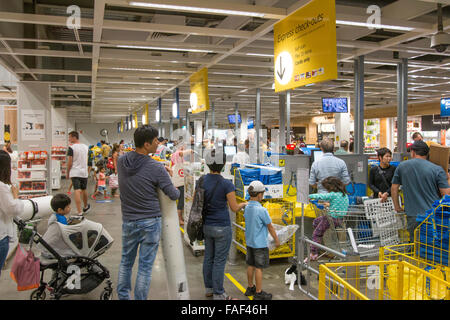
left=205, top=288, right=213, bottom=298
left=67, top=191, right=72, bottom=195
left=253, top=290, right=272, bottom=300
left=244, top=285, right=256, bottom=296
left=91, top=195, right=96, bottom=200
left=104, top=196, right=111, bottom=200
left=82, top=204, right=91, bottom=215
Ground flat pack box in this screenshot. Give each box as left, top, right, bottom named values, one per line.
left=429, top=144, right=450, bottom=173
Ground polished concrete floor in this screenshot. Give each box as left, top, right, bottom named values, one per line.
left=0, top=178, right=311, bottom=300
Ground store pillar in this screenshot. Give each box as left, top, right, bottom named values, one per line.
left=395, top=58, right=408, bottom=159
left=17, top=82, right=52, bottom=193
left=255, top=88, right=261, bottom=163
left=335, top=111, right=350, bottom=149
left=234, top=103, right=239, bottom=143
left=354, top=56, right=365, bottom=154
left=240, top=112, right=248, bottom=144
left=286, top=90, right=291, bottom=145
left=279, top=93, right=286, bottom=151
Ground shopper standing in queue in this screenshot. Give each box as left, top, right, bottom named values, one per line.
left=202, top=148, right=247, bottom=300
left=391, top=140, right=450, bottom=242
left=67, top=131, right=90, bottom=216
left=117, top=125, right=179, bottom=300
left=369, top=147, right=396, bottom=202
left=0, top=150, right=24, bottom=275
left=309, top=138, right=351, bottom=193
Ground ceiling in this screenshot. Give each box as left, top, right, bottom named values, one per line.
left=0, top=0, right=449, bottom=126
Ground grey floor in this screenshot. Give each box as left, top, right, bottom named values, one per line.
left=0, top=178, right=311, bottom=300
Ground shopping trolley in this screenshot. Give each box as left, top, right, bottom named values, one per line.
left=297, top=197, right=407, bottom=300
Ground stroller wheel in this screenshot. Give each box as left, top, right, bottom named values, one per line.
left=30, top=289, right=46, bottom=300
left=100, top=290, right=113, bottom=300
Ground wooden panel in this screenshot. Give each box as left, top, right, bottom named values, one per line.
left=379, top=118, right=387, bottom=147
left=4, top=107, right=17, bottom=144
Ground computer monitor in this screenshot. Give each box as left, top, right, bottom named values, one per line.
left=224, top=145, right=237, bottom=156
left=228, top=114, right=242, bottom=124
left=441, top=98, right=450, bottom=117
left=313, top=150, right=324, bottom=162
left=322, top=97, right=348, bottom=113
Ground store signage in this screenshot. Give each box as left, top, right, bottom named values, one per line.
left=273, top=0, right=337, bottom=92
left=440, top=98, right=450, bottom=117
left=143, top=104, right=149, bottom=125
left=120, top=119, right=124, bottom=132
left=133, top=112, right=138, bottom=129
left=21, top=109, right=45, bottom=141
left=190, top=67, right=209, bottom=114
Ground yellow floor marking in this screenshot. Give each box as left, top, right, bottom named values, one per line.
left=180, top=227, right=185, bottom=233
left=225, top=273, right=253, bottom=300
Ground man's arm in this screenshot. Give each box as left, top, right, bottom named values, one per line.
left=391, top=184, right=403, bottom=212
left=157, top=164, right=180, bottom=200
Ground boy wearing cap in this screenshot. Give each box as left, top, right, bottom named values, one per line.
left=392, top=140, right=450, bottom=242
left=243, top=180, right=280, bottom=300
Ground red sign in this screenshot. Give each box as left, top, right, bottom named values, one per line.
left=178, top=169, right=184, bottom=178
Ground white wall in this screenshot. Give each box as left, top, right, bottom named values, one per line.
left=75, top=122, right=136, bottom=146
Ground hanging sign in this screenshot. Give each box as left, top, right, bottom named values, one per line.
left=143, top=104, right=149, bottom=125
left=133, top=112, right=138, bottom=129
left=273, top=0, right=337, bottom=92
left=190, top=67, right=209, bottom=114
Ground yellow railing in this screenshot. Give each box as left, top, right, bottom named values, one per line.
left=318, top=260, right=450, bottom=300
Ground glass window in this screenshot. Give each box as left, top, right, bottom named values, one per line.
left=69, top=232, right=83, bottom=250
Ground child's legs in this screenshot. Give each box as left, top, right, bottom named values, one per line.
left=311, top=216, right=331, bottom=254
left=247, top=266, right=255, bottom=287
left=255, top=268, right=263, bottom=293
left=246, top=247, right=269, bottom=292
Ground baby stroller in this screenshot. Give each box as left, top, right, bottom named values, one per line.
left=14, top=216, right=114, bottom=300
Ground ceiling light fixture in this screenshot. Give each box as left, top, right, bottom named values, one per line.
left=336, top=20, right=414, bottom=32
left=128, top=1, right=266, bottom=18
left=245, top=53, right=274, bottom=57
left=116, top=45, right=213, bottom=53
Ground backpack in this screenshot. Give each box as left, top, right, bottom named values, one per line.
left=186, top=175, right=220, bottom=242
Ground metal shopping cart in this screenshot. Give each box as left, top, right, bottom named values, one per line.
left=297, top=197, right=407, bottom=300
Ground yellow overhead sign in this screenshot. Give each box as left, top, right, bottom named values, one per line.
left=120, top=119, right=124, bottom=132
left=273, top=0, right=337, bottom=92
left=133, top=112, right=138, bottom=128
left=190, top=67, right=209, bottom=114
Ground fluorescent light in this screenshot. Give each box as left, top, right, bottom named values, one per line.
left=211, top=71, right=271, bottom=77
left=156, top=109, right=160, bottom=122
left=110, top=67, right=186, bottom=73
left=245, top=53, right=274, bottom=57
left=128, top=1, right=266, bottom=18
left=142, top=114, right=146, bottom=125
left=336, top=20, right=414, bottom=32
left=116, top=45, right=213, bottom=53
left=172, top=102, right=178, bottom=118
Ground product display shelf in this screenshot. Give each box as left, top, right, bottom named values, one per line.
left=51, top=147, right=67, bottom=178
left=17, top=151, right=49, bottom=200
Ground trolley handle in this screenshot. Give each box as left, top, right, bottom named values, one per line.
left=310, top=199, right=325, bottom=210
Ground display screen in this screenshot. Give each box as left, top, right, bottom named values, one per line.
left=224, top=145, right=237, bottom=156
left=228, top=114, right=242, bottom=124
left=247, top=119, right=254, bottom=129
left=322, top=98, right=348, bottom=113
left=313, top=150, right=324, bottom=162
left=307, top=144, right=315, bottom=148
left=441, top=98, right=450, bottom=117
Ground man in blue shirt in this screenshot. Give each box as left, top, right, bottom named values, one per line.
left=392, top=140, right=450, bottom=242
left=309, top=138, right=351, bottom=193
left=243, top=181, right=280, bottom=300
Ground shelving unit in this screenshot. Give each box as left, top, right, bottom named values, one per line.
left=51, top=147, right=67, bottom=178
left=17, top=151, right=49, bottom=200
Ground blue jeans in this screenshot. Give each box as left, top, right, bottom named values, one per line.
left=202, top=224, right=232, bottom=295
left=117, top=217, right=161, bottom=300
left=0, top=236, right=9, bottom=277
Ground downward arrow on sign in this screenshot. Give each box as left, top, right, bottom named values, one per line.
left=277, top=56, right=286, bottom=80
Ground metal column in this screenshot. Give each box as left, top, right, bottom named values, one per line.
left=211, top=102, right=215, bottom=142
left=256, top=88, right=261, bottom=163
left=186, top=109, right=190, bottom=138
left=397, top=59, right=408, bottom=154
left=169, top=116, right=173, bottom=140
left=279, top=93, right=286, bottom=151
left=204, top=110, right=208, bottom=139
left=158, top=97, right=162, bottom=137
left=354, top=56, right=365, bottom=155
left=286, top=90, right=291, bottom=145
left=235, top=103, right=239, bottom=143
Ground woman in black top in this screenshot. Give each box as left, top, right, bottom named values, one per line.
left=369, top=147, right=396, bottom=202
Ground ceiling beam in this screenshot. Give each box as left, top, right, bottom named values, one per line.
left=91, top=0, right=106, bottom=118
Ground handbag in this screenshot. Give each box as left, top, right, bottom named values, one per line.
left=186, top=175, right=220, bottom=242
left=9, top=244, right=40, bottom=291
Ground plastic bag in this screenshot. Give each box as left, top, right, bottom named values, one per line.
left=267, top=224, right=299, bottom=251
left=10, top=244, right=40, bottom=291
left=109, top=173, right=118, bottom=189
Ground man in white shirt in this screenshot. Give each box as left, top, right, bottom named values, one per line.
left=232, top=143, right=250, bottom=169
left=67, top=131, right=90, bottom=215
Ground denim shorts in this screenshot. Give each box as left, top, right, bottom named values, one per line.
left=98, top=185, right=106, bottom=192
left=246, top=246, right=269, bottom=269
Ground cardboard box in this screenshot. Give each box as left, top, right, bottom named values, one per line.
left=429, top=144, right=450, bottom=173
left=242, top=184, right=284, bottom=200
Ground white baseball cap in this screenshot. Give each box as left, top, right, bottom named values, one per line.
left=249, top=180, right=265, bottom=193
